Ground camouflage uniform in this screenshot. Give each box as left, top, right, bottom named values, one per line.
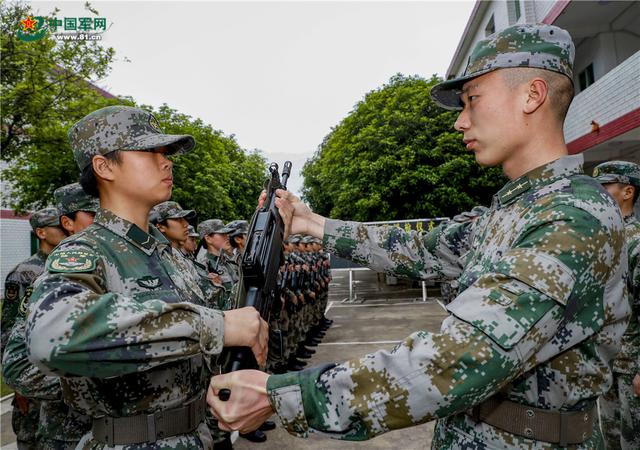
left=265, top=25, right=630, bottom=449
left=197, top=219, right=236, bottom=311
left=438, top=206, right=488, bottom=304
left=25, top=106, right=224, bottom=449
left=2, top=207, right=59, bottom=450
left=3, top=185, right=99, bottom=450
left=594, top=161, right=640, bottom=450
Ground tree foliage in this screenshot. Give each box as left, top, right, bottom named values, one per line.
left=1, top=2, right=267, bottom=221
left=302, top=74, right=506, bottom=221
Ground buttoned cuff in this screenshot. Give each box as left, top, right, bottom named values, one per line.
left=267, top=364, right=337, bottom=437
left=198, top=306, right=225, bottom=356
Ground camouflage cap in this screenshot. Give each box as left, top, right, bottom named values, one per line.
left=149, top=201, right=196, bottom=224
left=187, top=225, right=199, bottom=237
left=462, top=205, right=489, bottom=218
left=431, top=24, right=575, bottom=110
left=227, top=220, right=249, bottom=237
left=197, top=219, right=232, bottom=239
left=54, top=183, right=100, bottom=216
left=593, top=160, right=640, bottom=188
left=29, top=207, right=61, bottom=230
left=69, top=106, right=196, bottom=170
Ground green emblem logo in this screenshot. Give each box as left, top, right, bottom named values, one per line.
left=17, top=16, right=48, bottom=42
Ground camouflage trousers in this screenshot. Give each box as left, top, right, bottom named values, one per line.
left=11, top=394, right=39, bottom=447
left=600, top=372, right=640, bottom=450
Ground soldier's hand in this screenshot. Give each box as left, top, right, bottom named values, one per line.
left=274, top=189, right=325, bottom=239
left=223, top=307, right=269, bottom=366
left=208, top=273, right=223, bottom=285
left=207, top=370, right=273, bottom=433
left=633, top=373, right=640, bottom=397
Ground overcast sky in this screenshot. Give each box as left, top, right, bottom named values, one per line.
left=31, top=1, right=475, bottom=195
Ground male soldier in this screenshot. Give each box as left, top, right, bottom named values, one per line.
left=594, top=161, right=640, bottom=450
left=226, top=220, right=248, bottom=262
left=25, top=105, right=268, bottom=449
left=2, top=207, right=64, bottom=450
left=3, top=183, right=98, bottom=449
left=208, top=24, right=630, bottom=449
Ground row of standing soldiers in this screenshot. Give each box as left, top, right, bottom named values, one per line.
left=1, top=192, right=332, bottom=449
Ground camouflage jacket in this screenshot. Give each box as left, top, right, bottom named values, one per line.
left=26, top=208, right=225, bottom=449
left=2, top=250, right=47, bottom=354
left=267, top=155, right=630, bottom=449
left=3, top=314, right=91, bottom=443
left=613, top=213, right=640, bottom=374
left=197, top=251, right=236, bottom=310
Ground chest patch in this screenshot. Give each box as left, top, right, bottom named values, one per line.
left=48, top=250, right=97, bottom=273
left=137, top=276, right=161, bottom=289
left=4, top=282, right=19, bottom=301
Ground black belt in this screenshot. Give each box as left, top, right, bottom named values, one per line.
left=92, top=392, right=206, bottom=446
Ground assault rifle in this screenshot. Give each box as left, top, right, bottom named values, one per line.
left=219, top=161, right=292, bottom=401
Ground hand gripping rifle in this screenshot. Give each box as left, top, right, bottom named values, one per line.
left=219, top=161, right=292, bottom=401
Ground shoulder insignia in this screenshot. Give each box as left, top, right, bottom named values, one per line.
left=18, top=286, right=33, bottom=316
left=4, top=282, right=19, bottom=301
left=48, top=249, right=98, bottom=273
left=137, top=276, right=161, bottom=289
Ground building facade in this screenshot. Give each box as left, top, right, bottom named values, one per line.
left=446, top=0, right=639, bottom=171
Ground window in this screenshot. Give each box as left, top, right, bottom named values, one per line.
left=485, top=15, right=495, bottom=37
left=509, top=0, right=521, bottom=23
left=578, top=64, right=595, bottom=91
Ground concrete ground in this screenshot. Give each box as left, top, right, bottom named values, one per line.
left=1, top=269, right=447, bottom=449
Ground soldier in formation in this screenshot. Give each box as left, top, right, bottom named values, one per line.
left=2, top=207, right=65, bottom=450
left=3, top=183, right=99, bottom=449
left=208, top=24, right=631, bottom=450
left=21, top=105, right=268, bottom=449
left=594, top=161, right=640, bottom=450
left=267, top=234, right=332, bottom=375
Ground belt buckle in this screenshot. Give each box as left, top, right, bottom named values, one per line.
left=147, top=410, right=163, bottom=443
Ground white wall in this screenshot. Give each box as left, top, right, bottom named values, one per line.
left=0, top=217, right=33, bottom=294
left=564, top=51, right=640, bottom=143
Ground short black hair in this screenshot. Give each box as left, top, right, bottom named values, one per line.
left=79, top=151, right=123, bottom=197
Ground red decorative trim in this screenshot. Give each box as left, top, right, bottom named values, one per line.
left=0, top=209, right=31, bottom=220
left=567, top=108, right=640, bottom=154
left=543, top=0, right=571, bottom=24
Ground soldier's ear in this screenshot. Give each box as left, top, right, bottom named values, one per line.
left=523, top=78, right=548, bottom=115
left=60, top=216, right=75, bottom=235
left=92, top=155, right=116, bottom=182
left=35, top=227, right=47, bottom=240
left=622, top=184, right=635, bottom=201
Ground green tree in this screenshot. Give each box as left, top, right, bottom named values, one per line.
left=1, top=1, right=120, bottom=210
left=302, top=74, right=506, bottom=221
left=152, top=104, right=267, bottom=222
left=1, top=3, right=267, bottom=220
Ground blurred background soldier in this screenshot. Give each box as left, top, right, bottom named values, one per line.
left=1, top=207, right=64, bottom=450
left=4, top=183, right=98, bottom=449
left=181, top=225, right=200, bottom=260
left=594, top=161, right=640, bottom=450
